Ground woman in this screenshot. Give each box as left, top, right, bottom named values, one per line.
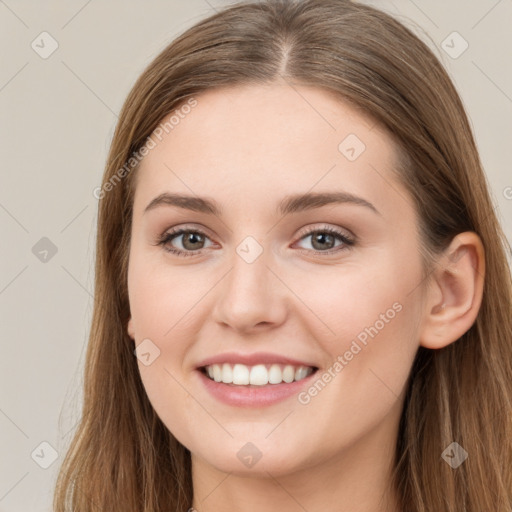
left=53, top=0, right=512, bottom=510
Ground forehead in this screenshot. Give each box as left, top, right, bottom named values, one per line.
left=132, top=83, right=408, bottom=220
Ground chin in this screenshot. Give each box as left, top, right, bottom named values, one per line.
left=188, top=434, right=314, bottom=477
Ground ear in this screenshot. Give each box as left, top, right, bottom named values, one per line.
left=419, top=232, right=485, bottom=349
left=127, top=317, right=135, bottom=340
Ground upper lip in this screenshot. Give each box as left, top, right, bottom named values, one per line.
left=196, top=352, right=318, bottom=369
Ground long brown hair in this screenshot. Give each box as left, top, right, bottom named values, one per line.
left=53, top=1, right=512, bottom=510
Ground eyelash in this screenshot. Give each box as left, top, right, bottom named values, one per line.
left=156, top=224, right=355, bottom=258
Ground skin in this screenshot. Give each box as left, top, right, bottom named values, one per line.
left=126, top=83, right=485, bottom=512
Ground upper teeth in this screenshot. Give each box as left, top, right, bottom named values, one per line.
left=205, top=363, right=314, bottom=386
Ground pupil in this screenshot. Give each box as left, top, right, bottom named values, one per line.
left=313, top=233, right=333, bottom=250
left=186, top=233, right=201, bottom=245
left=184, top=232, right=203, bottom=249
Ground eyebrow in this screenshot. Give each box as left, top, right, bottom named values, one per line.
left=143, top=191, right=380, bottom=217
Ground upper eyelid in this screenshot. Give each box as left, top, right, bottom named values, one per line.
left=162, top=224, right=217, bottom=243
left=162, top=223, right=352, bottom=236
left=295, top=223, right=354, bottom=239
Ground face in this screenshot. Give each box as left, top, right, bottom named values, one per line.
left=127, top=83, right=426, bottom=477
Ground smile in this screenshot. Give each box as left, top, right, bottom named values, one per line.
left=202, top=363, right=316, bottom=386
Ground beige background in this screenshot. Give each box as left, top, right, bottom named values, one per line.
left=1, top=0, right=511, bottom=510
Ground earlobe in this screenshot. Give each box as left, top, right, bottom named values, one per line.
left=419, top=232, right=485, bottom=349
left=127, top=317, right=135, bottom=340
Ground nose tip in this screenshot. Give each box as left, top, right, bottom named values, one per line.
left=211, top=251, right=287, bottom=333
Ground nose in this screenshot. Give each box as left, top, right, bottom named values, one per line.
left=211, top=245, right=288, bottom=334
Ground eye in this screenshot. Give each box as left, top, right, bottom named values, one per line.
left=156, top=227, right=213, bottom=257
left=294, top=225, right=355, bottom=255
left=156, top=224, right=355, bottom=258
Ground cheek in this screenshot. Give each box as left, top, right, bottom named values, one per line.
left=127, top=255, right=219, bottom=431
left=291, top=254, right=421, bottom=407
left=127, top=254, right=212, bottom=339
left=291, top=298, right=418, bottom=464
left=287, top=255, right=415, bottom=347
left=136, top=360, right=201, bottom=451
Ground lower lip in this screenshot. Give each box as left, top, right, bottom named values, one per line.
left=196, top=369, right=317, bottom=407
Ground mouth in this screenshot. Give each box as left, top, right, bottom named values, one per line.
left=200, top=363, right=318, bottom=387
left=195, top=352, right=320, bottom=406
